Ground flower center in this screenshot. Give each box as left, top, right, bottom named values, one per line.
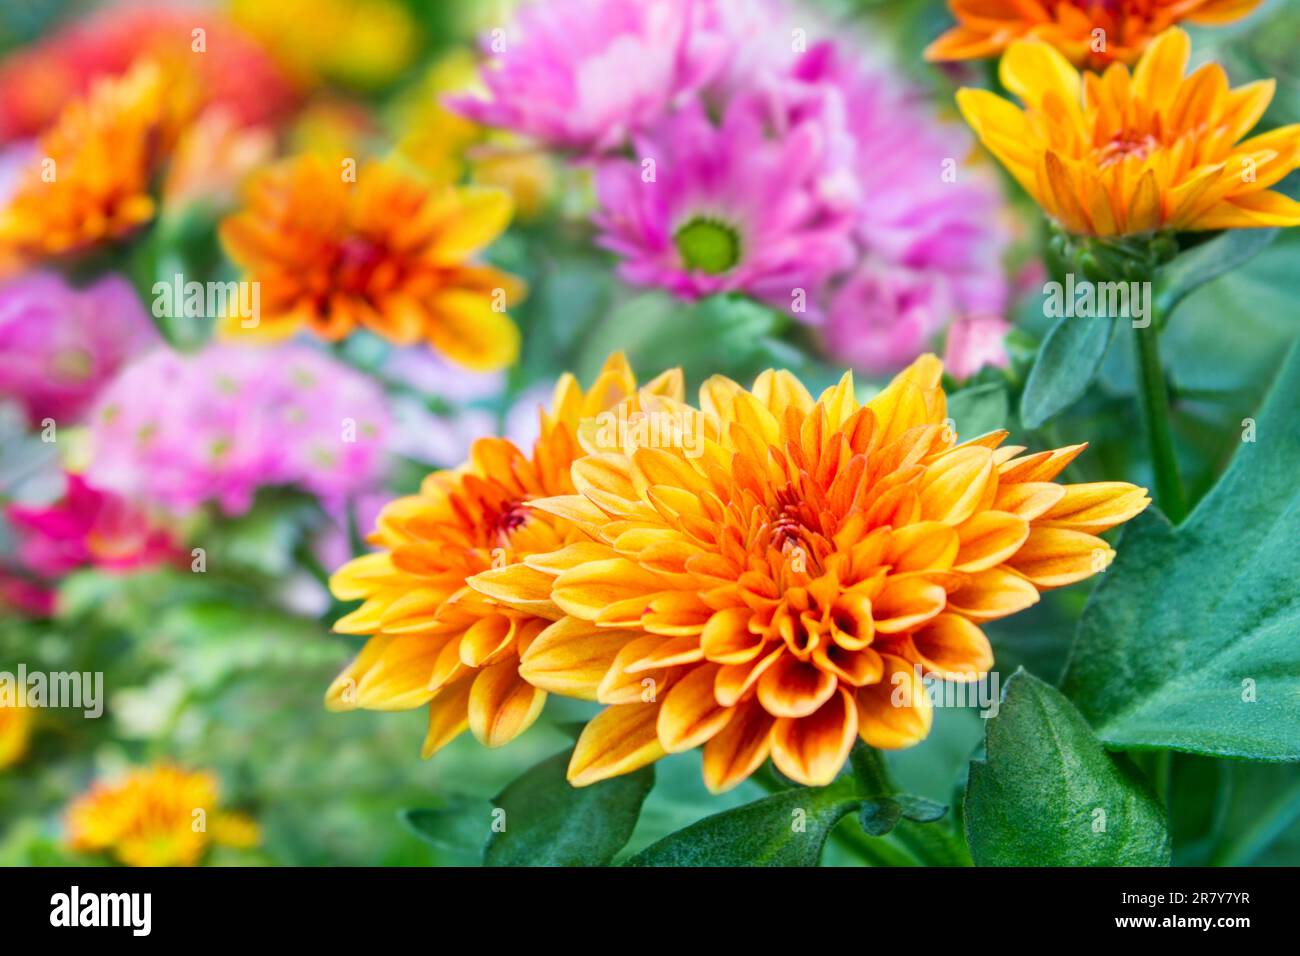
left=48, top=347, right=94, bottom=383
left=1095, top=131, right=1160, bottom=169
left=673, top=217, right=741, bottom=274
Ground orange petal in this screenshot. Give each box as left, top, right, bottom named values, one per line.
left=518, top=617, right=641, bottom=701
left=1036, top=481, right=1150, bottom=532
left=657, top=663, right=733, bottom=753
left=946, top=566, right=1040, bottom=622
left=1005, top=527, right=1112, bottom=588
left=918, top=446, right=996, bottom=524
left=459, top=613, right=516, bottom=667
left=873, top=576, right=947, bottom=633
left=907, top=613, right=993, bottom=681
left=421, top=676, right=474, bottom=757
left=568, top=702, right=666, bottom=787
left=756, top=652, right=838, bottom=718
left=855, top=654, right=933, bottom=750
left=700, top=606, right=765, bottom=664
left=954, top=510, right=1030, bottom=572
left=702, top=699, right=775, bottom=793
left=468, top=660, right=546, bottom=747
left=770, top=686, right=859, bottom=786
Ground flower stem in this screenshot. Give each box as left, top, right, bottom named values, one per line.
left=1134, top=319, right=1186, bottom=523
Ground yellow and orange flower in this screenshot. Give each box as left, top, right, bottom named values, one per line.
left=926, top=0, right=1261, bottom=68
left=0, top=695, right=33, bottom=770
left=326, top=354, right=684, bottom=756
left=219, top=155, right=525, bottom=370
left=470, top=355, right=1149, bottom=791
left=957, top=28, right=1300, bottom=236
left=0, top=59, right=197, bottom=264
left=66, top=764, right=259, bottom=867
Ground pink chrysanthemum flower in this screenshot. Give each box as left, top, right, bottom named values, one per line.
left=593, top=96, right=857, bottom=309
left=450, top=0, right=715, bottom=155
left=85, top=345, right=391, bottom=516
left=0, top=272, right=157, bottom=426
left=809, top=42, right=1009, bottom=372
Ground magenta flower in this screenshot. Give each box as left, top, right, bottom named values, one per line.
left=6, top=474, right=177, bottom=578
left=450, top=0, right=716, bottom=155
left=592, top=96, right=857, bottom=310
left=804, top=43, right=1008, bottom=371
left=0, top=272, right=157, bottom=427
left=85, top=345, right=391, bottom=517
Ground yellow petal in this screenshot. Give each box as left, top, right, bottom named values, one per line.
left=568, top=702, right=666, bottom=787
left=467, top=660, right=546, bottom=747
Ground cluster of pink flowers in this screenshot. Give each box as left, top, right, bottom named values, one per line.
left=453, top=0, right=1010, bottom=375
left=0, top=272, right=158, bottom=426
left=85, top=345, right=391, bottom=517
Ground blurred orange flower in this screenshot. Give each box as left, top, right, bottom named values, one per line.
left=926, top=0, right=1261, bottom=67
left=0, top=59, right=197, bottom=263
left=472, top=355, right=1149, bottom=790
left=327, top=354, right=683, bottom=756
left=219, top=155, right=525, bottom=369
left=0, top=1, right=297, bottom=143
left=957, top=29, right=1300, bottom=236
left=67, top=764, right=259, bottom=867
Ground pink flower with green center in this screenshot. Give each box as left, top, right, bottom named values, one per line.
left=593, top=96, right=857, bottom=310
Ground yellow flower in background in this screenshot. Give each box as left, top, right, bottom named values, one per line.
left=926, top=0, right=1261, bottom=68
left=957, top=28, right=1300, bottom=236
left=391, top=51, right=556, bottom=219
left=219, top=155, right=525, bottom=369
left=471, top=355, right=1149, bottom=791
left=66, top=765, right=259, bottom=867
left=0, top=696, right=33, bottom=769
left=229, top=0, right=418, bottom=90
left=0, top=59, right=197, bottom=263
left=327, top=354, right=684, bottom=757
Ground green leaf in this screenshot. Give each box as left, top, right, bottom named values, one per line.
left=400, top=796, right=491, bottom=855
left=1062, top=342, right=1300, bottom=761
left=965, top=670, right=1171, bottom=866
left=1019, top=313, right=1117, bottom=429
left=947, top=382, right=1010, bottom=439
left=483, top=748, right=653, bottom=867
left=626, top=778, right=860, bottom=866
left=1155, top=228, right=1279, bottom=320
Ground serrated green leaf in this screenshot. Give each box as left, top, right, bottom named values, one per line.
left=1020, top=313, right=1117, bottom=428
left=483, top=748, right=653, bottom=866
left=965, top=670, right=1170, bottom=866
left=1061, top=342, right=1300, bottom=760
left=626, top=778, right=860, bottom=866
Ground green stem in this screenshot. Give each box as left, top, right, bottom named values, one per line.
left=1134, top=319, right=1187, bottom=523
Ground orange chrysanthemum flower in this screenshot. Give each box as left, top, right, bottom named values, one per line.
left=957, top=28, right=1300, bottom=236
left=925, top=0, right=1260, bottom=67
left=66, top=764, right=259, bottom=867
left=326, top=354, right=684, bottom=756
left=0, top=59, right=197, bottom=263
left=470, top=355, right=1149, bottom=791
left=219, top=155, right=525, bottom=370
